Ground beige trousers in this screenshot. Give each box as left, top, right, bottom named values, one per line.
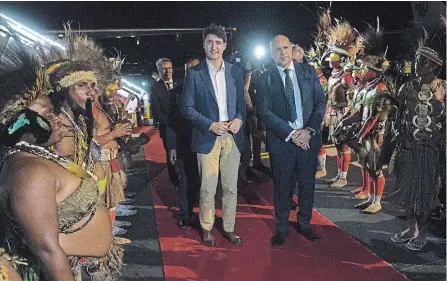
left=197, top=132, right=240, bottom=232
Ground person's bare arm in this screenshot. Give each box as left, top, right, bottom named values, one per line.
left=95, top=111, right=131, bottom=146
left=9, top=160, right=75, bottom=281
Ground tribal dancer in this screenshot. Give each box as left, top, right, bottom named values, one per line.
left=322, top=21, right=356, bottom=188
left=94, top=77, right=134, bottom=225
left=43, top=27, right=134, bottom=241
left=347, top=66, right=370, bottom=200
left=335, top=21, right=397, bottom=213
left=388, top=19, right=445, bottom=250
left=0, top=21, right=122, bottom=281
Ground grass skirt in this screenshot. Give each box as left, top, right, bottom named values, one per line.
left=386, top=145, right=440, bottom=215
left=101, top=161, right=126, bottom=209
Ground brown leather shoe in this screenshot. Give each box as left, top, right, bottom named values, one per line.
left=223, top=231, right=242, bottom=245
left=202, top=230, right=216, bottom=247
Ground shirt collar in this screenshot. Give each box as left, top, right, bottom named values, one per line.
left=276, top=61, right=295, bottom=74
left=206, top=59, right=225, bottom=72
left=163, top=78, right=173, bottom=84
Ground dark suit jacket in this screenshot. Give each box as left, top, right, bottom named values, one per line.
left=181, top=60, right=246, bottom=154
left=165, top=83, right=193, bottom=152
left=150, top=79, right=179, bottom=139
left=256, top=61, right=326, bottom=154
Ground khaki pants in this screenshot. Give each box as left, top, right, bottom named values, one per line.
left=197, top=133, right=240, bottom=232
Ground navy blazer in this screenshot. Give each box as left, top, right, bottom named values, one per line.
left=181, top=60, right=246, bottom=154
left=256, top=61, right=326, bottom=154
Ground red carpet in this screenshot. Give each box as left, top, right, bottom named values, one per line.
left=144, top=131, right=409, bottom=281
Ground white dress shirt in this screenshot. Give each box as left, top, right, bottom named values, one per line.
left=163, top=78, right=174, bottom=90
left=206, top=59, right=229, bottom=121
left=275, top=62, right=303, bottom=141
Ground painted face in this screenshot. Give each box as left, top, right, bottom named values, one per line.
left=158, top=61, right=173, bottom=81
left=329, top=53, right=341, bottom=69
left=270, top=35, right=292, bottom=68
left=360, top=66, right=377, bottom=82
left=415, top=54, right=437, bottom=79
left=68, top=80, right=96, bottom=110
left=204, top=34, right=227, bottom=61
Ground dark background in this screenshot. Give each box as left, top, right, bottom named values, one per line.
left=0, top=1, right=433, bottom=80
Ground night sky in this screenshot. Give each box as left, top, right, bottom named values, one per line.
left=0, top=1, right=416, bottom=77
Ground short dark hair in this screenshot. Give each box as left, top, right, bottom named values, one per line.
left=186, top=57, right=201, bottom=64
left=203, top=24, right=227, bottom=43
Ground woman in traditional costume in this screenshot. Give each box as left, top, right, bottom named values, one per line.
left=0, top=21, right=122, bottom=281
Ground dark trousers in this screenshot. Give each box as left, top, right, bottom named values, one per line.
left=270, top=146, right=318, bottom=235
left=241, top=115, right=262, bottom=166
left=160, top=126, right=179, bottom=187
left=176, top=140, right=200, bottom=220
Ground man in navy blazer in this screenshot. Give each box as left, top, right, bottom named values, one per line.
left=256, top=35, right=326, bottom=247
left=181, top=24, right=245, bottom=247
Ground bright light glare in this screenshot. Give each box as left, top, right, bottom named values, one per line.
left=122, top=86, right=141, bottom=96
left=0, top=13, right=66, bottom=51
left=122, top=78, right=146, bottom=94
left=254, top=46, right=266, bottom=60
left=142, top=82, right=147, bottom=86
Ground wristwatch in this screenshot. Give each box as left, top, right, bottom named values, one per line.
left=305, top=127, right=316, bottom=136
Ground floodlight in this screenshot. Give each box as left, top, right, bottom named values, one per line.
left=254, top=46, right=266, bottom=60
left=0, top=13, right=66, bottom=51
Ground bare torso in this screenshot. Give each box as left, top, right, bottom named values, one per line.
left=0, top=153, right=112, bottom=257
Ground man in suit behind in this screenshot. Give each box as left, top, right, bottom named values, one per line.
left=182, top=24, right=246, bottom=247
left=256, top=35, right=326, bottom=247
left=165, top=57, right=201, bottom=228
left=150, top=57, right=179, bottom=187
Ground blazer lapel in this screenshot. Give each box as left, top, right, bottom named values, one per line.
left=271, top=67, right=285, bottom=97
left=199, top=62, right=218, bottom=105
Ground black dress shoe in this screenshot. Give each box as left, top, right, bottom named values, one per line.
left=202, top=230, right=216, bottom=247
left=271, top=234, right=286, bottom=247
left=297, top=226, right=319, bottom=243
left=177, top=219, right=191, bottom=229
left=223, top=231, right=243, bottom=245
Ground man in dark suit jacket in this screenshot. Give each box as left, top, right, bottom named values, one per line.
left=150, top=57, right=179, bottom=187
left=165, top=58, right=201, bottom=229
left=182, top=24, right=245, bottom=247
left=256, top=35, right=326, bottom=247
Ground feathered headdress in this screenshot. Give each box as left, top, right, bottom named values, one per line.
left=0, top=18, right=51, bottom=131
left=402, top=15, right=446, bottom=66
left=327, top=21, right=357, bottom=57
left=314, top=8, right=332, bottom=50
left=357, top=18, right=390, bottom=73
left=40, top=23, right=120, bottom=96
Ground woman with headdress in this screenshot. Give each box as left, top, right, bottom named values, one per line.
left=0, top=21, right=122, bottom=280
left=387, top=18, right=446, bottom=250
left=42, top=28, right=135, bottom=240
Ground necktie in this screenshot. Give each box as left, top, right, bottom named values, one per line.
left=284, top=69, right=297, bottom=122
left=166, top=81, right=173, bottom=90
